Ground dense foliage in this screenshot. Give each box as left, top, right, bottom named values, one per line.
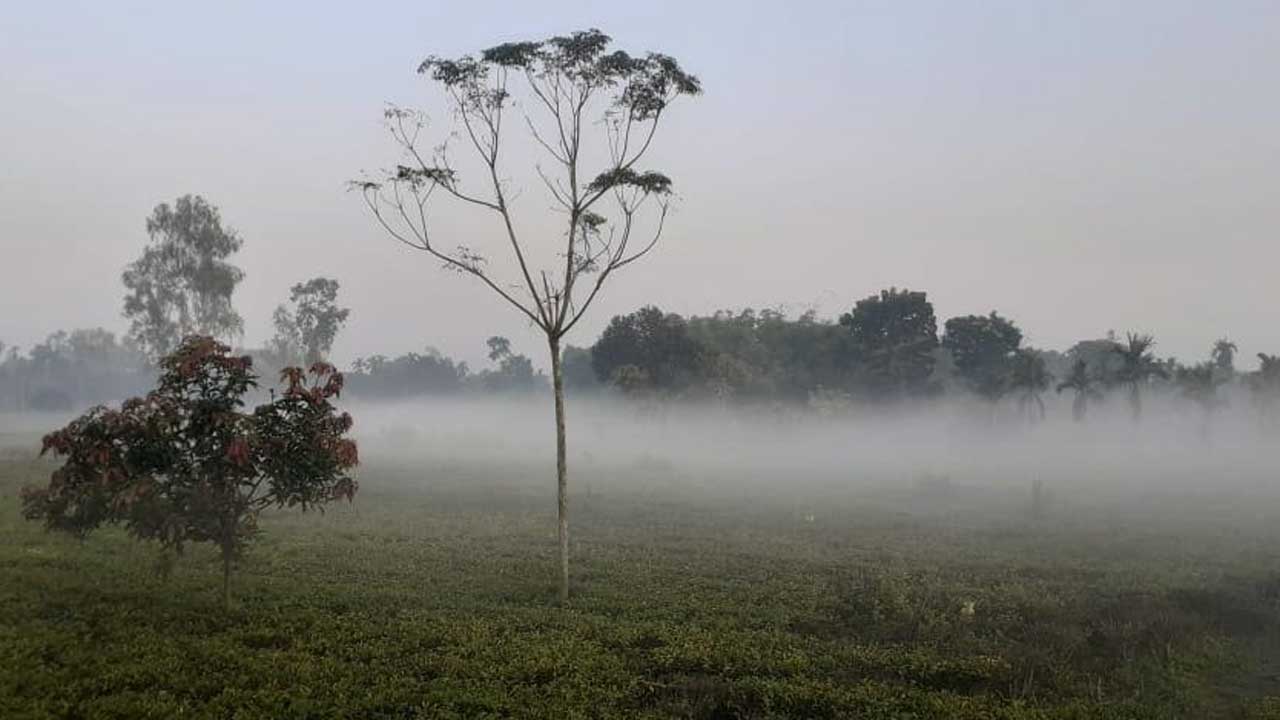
left=592, top=307, right=707, bottom=394
left=20, top=336, right=359, bottom=604
left=942, top=312, right=1024, bottom=404
left=840, top=288, right=939, bottom=400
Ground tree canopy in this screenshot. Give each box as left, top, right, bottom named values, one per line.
left=839, top=288, right=938, bottom=400
left=354, top=28, right=701, bottom=341
left=1056, top=358, right=1105, bottom=422
left=122, top=196, right=245, bottom=360
left=269, top=277, right=351, bottom=367
left=591, top=306, right=705, bottom=392
left=1111, top=333, right=1169, bottom=421
left=941, top=312, right=1023, bottom=403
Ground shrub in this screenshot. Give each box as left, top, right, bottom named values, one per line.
left=21, top=336, right=359, bottom=605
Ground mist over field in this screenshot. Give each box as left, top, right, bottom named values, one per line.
left=348, top=390, right=1279, bottom=503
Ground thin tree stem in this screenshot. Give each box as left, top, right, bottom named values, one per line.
left=549, top=335, right=569, bottom=604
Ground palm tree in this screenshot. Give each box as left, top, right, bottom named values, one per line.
left=1211, top=338, right=1238, bottom=380
left=1008, top=349, right=1051, bottom=425
left=1177, top=362, right=1227, bottom=440
left=1056, top=358, right=1104, bottom=422
left=1111, top=333, right=1168, bottom=423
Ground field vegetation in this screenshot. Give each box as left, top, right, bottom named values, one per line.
left=6, top=436, right=1280, bottom=719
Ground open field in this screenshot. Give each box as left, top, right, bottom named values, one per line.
left=5, top=438, right=1280, bottom=719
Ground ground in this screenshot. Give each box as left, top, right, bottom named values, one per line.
left=4, top=444, right=1280, bottom=719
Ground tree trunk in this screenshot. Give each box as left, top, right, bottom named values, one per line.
left=549, top=335, right=569, bottom=604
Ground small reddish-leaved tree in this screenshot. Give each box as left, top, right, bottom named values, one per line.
left=22, top=336, right=359, bottom=606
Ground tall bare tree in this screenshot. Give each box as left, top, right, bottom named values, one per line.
left=352, top=30, right=700, bottom=602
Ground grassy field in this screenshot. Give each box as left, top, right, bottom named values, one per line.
left=4, top=444, right=1280, bottom=719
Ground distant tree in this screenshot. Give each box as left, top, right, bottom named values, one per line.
left=347, top=347, right=468, bottom=398
left=122, top=196, right=245, bottom=360
left=941, top=312, right=1022, bottom=405
left=1056, top=359, right=1104, bottom=422
left=21, top=337, right=359, bottom=607
left=480, top=336, right=542, bottom=393
left=684, top=310, right=770, bottom=377
left=270, top=278, right=351, bottom=367
left=1066, top=336, right=1125, bottom=383
left=1211, top=338, right=1238, bottom=379
left=839, top=288, right=938, bottom=400
left=609, top=364, right=653, bottom=396
left=592, top=307, right=706, bottom=393
left=1248, top=353, right=1280, bottom=430
left=1176, top=361, right=1227, bottom=440
left=1033, top=348, right=1073, bottom=386
left=685, top=309, right=850, bottom=402
left=352, top=29, right=700, bottom=603
left=560, top=345, right=599, bottom=393
left=2, top=329, right=149, bottom=411
left=267, top=305, right=304, bottom=368
left=757, top=310, right=853, bottom=400
left=66, top=328, right=126, bottom=368
left=697, top=351, right=758, bottom=404
left=1111, top=333, right=1168, bottom=423
left=486, top=336, right=513, bottom=363
left=28, top=331, right=73, bottom=383
left=1008, top=349, right=1052, bottom=424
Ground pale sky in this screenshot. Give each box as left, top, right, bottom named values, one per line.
left=2, top=1, right=1278, bottom=369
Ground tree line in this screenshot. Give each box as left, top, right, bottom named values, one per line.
left=5, top=210, right=1279, bottom=431
left=9, top=272, right=1279, bottom=436
left=582, top=297, right=1280, bottom=429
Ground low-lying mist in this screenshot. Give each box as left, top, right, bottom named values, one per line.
left=349, top=390, right=1280, bottom=514
left=6, top=385, right=1275, bottom=528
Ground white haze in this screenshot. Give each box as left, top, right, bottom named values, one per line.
left=346, top=392, right=1280, bottom=517
left=6, top=388, right=1277, bottom=538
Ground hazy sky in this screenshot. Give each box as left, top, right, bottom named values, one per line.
left=2, top=1, right=1277, bottom=369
